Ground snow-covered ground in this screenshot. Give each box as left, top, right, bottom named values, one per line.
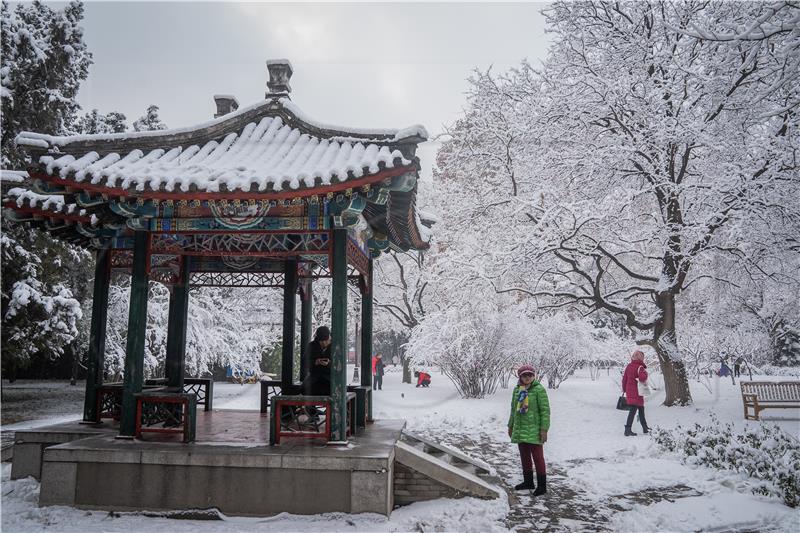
left=2, top=368, right=799, bottom=532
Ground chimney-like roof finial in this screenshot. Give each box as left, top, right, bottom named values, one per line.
left=213, top=95, right=239, bottom=118
left=266, top=59, right=293, bottom=98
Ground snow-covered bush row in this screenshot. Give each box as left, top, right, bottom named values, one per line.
left=652, top=417, right=800, bottom=508
left=406, top=304, right=632, bottom=396
left=752, top=366, right=800, bottom=379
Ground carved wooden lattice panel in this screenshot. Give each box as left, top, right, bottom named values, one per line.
left=190, top=272, right=285, bottom=287
left=151, top=232, right=330, bottom=256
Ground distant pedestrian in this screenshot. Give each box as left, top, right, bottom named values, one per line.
left=507, top=365, right=550, bottom=496
left=719, top=359, right=735, bottom=385
left=373, top=354, right=385, bottom=390
left=392, top=354, right=399, bottom=367
left=415, top=370, right=431, bottom=387
left=734, top=356, right=743, bottom=378
left=622, top=350, right=650, bottom=436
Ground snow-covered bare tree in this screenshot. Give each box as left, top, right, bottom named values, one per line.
left=435, top=1, right=800, bottom=406
left=104, top=280, right=283, bottom=380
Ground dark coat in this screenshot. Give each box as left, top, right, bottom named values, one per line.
left=307, top=341, right=331, bottom=379
left=303, top=340, right=331, bottom=396
left=622, top=360, right=648, bottom=407
left=374, top=358, right=385, bottom=377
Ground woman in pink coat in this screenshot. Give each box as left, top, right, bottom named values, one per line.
left=621, top=350, right=650, bottom=436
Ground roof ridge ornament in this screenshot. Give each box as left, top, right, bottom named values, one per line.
left=266, top=59, right=293, bottom=99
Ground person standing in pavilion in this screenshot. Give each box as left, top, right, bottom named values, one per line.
left=621, top=350, right=650, bottom=436
left=302, top=326, right=332, bottom=396
left=508, top=364, right=550, bottom=496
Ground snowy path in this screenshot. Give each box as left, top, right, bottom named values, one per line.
left=2, top=368, right=799, bottom=532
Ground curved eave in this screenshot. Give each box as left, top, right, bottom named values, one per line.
left=364, top=186, right=430, bottom=253
left=2, top=201, right=96, bottom=249
left=16, top=97, right=427, bottom=158
left=27, top=163, right=419, bottom=201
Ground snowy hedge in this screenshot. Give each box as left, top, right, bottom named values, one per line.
left=753, top=366, right=800, bottom=378
left=652, top=417, right=800, bottom=507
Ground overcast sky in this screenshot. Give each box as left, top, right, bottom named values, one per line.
left=72, top=1, right=551, bottom=176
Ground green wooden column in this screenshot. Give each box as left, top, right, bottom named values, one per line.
left=281, top=259, right=298, bottom=389
left=82, top=247, right=111, bottom=423
left=119, top=231, right=150, bottom=438
left=360, top=258, right=374, bottom=421
left=299, top=279, right=313, bottom=382
left=330, top=228, right=348, bottom=441
left=165, top=257, right=190, bottom=390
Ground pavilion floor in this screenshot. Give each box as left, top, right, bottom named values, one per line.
left=12, top=411, right=403, bottom=517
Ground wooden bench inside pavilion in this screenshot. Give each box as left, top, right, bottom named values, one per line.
left=1, top=59, right=485, bottom=517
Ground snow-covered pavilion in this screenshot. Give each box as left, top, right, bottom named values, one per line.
left=5, top=59, right=429, bottom=442
left=3, top=60, right=505, bottom=517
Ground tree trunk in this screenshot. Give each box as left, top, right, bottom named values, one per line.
left=402, top=354, right=412, bottom=384
left=70, top=344, right=79, bottom=386
left=654, top=292, right=693, bottom=406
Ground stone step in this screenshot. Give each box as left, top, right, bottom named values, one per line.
left=394, top=441, right=501, bottom=500
left=401, top=430, right=493, bottom=476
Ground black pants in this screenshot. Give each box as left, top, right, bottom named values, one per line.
left=303, top=374, right=330, bottom=396
left=373, top=374, right=382, bottom=390
left=734, top=364, right=741, bottom=378
left=625, top=405, right=648, bottom=429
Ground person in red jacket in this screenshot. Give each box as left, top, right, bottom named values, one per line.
left=621, top=350, right=650, bottom=436
left=415, top=371, right=431, bottom=387
left=372, top=354, right=385, bottom=390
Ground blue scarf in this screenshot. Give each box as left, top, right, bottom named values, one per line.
left=517, top=388, right=529, bottom=414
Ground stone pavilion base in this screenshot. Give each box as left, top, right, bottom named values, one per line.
left=14, top=411, right=402, bottom=517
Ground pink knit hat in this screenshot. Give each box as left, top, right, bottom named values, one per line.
left=517, top=365, right=535, bottom=377
left=631, top=350, right=645, bottom=361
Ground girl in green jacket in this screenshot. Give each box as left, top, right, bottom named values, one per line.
left=507, top=364, right=550, bottom=495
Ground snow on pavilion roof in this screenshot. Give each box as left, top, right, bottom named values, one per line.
left=4, top=61, right=432, bottom=257
left=16, top=97, right=428, bottom=195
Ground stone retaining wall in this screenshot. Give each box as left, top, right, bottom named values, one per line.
left=393, top=462, right=461, bottom=506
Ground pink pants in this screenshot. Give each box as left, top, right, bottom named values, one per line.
left=518, top=443, right=546, bottom=474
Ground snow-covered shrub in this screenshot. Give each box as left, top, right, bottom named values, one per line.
left=407, top=306, right=513, bottom=399
left=504, top=311, right=630, bottom=389
left=753, top=366, right=800, bottom=378
left=771, top=321, right=800, bottom=367
left=652, top=417, right=800, bottom=507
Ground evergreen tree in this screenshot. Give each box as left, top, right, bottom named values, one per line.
left=74, top=109, right=127, bottom=134
left=1, top=0, right=92, bottom=167
left=1, top=1, right=92, bottom=379
left=132, top=104, right=167, bottom=132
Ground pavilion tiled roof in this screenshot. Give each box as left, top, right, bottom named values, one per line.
left=4, top=60, right=431, bottom=256
left=16, top=98, right=427, bottom=196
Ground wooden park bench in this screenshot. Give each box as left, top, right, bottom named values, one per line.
left=134, top=389, right=197, bottom=442
left=269, top=392, right=357, bottom=445
left=741, top=381, right=800, bottom=421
